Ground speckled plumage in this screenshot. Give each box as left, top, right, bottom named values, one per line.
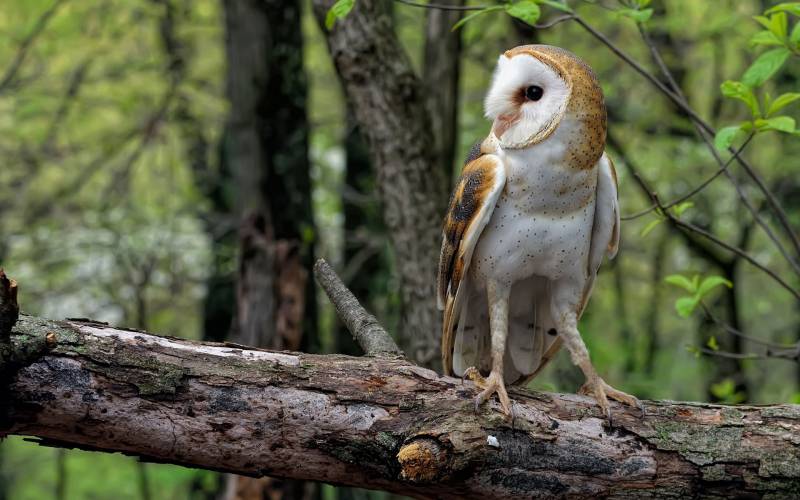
left=437, top=45, right=635, bottom=418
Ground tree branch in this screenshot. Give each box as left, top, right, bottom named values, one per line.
left=314, top=258, right=402, bottom=357
left=3, top=315, right=800, bottom=497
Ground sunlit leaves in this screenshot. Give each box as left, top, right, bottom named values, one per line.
left=665, top=274, right=732, bottom=318
left=714, top=125, right=744, bottom=150
left=538, top=0, right=573, bottom=13
left=720, top=81, right=759, bottom=116
left=325, top=0, right=355, bottom=30
left=710, top=379, right=746, bottom=404
left=742, top=47, right=791, bottom=87
left=765, top=2, right=800, bottom=17
left=505, top=1, right=541, bottom=25
left=640, top=218, right=662, bottom=237
left=452, top=0, right=572, bottom=31
left=766, top=92, right=800, bottom=116
left=672, top=201, right=694, bottom=217
left=616, top=7, right=653, bottom=23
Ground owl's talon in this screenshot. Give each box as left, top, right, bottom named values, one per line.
left=470, top=371, right=512, bottom=419
left=579, top=377, right=638, bottom=425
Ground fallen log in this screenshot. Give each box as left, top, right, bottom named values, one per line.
left=2, top=314, right=799, bottom=498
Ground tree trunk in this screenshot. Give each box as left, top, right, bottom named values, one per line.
left=222, top=0, right=316, bottom=351
left=221, top=1, right=316, bottom=496
left=423, top=0, right=463, bottom=184
left=3, top=315, right=800, bottom=499
left=312, top=0, right=447, bottom=367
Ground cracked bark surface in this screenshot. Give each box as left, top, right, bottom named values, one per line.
left=2, top=315, right=799, bottom=498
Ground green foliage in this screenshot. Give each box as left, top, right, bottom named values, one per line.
left=665, top=274, right=733, bottom=318
left=717, top=4, right=800, bottom=147
left=325, top=0, right=355, bottom=29
left=710, top=379, right=747, bottom=404
left=505, top=1, right=541, bottom=25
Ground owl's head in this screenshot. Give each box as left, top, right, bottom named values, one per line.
left=484, top=45, right=606, bottom=158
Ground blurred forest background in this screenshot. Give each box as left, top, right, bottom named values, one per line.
left=2, top=0, right=800, bottom=498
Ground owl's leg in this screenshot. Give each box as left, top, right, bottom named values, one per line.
left=552, top=284, right=639, bottom=422
left=466, top=279, right=512, bottom=417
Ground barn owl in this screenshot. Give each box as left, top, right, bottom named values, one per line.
left=437, top=45, right=638, bottom=419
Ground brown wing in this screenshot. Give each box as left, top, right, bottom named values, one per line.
left=437, top=151, right=506, bottom=375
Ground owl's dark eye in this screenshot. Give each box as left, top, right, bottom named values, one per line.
left=525, top=85, right=544, bottom=101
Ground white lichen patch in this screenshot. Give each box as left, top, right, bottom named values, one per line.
left=487, top=435, right=500, bottom=448
left=78, top=324, right=300, bottom=366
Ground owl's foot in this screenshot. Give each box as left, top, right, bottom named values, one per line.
left=463, top=366, right=512, bottom=418
left=579, top=376, right=642, bottom=424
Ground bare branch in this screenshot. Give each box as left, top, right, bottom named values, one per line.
left=621, top=134, right=754, bottom=221
left=635, top=26, right=800, bottom=275
left=0, top=0, right=68, bottom=94
left=314, top=258, right=403, bottom=357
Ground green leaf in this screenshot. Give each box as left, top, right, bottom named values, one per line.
left=791, top=21, right=800, bottom=43
left=750, top=30, right=784, bottom=47
left=675, top=296, right=699, bottom=318
left=505, top=1, right=541, bottom=25
left=714, top=126, right=742, bottom=151
left=756, top=115, right=796, bottom=132
left=742, top=48, right=791, bottom=87
left=451, top=5, right=503, bottom=31
left=538, top=0, right=574, bottom=13
left=672, top=201, right=694, bottom=216
left=766, top=2, right=800, bottom=17
left=707, top=335, right=719, bottom=351
left=720, top=80, right=760, bottom=116
left=617, top=7, right=653, bottom=23
left=640, top=218, right=663, bottom=237
left=665, top=274, right=697, bottom=293
left=696, top=276, right=733, bottom=299
left=767, top=92, right=800, bottom=116
left=686, top=345, right=701, bottom=358
left=635, top=0, right=652, bottom=7
left=770, top=12, right=789, bottom=39
left=325, top=0, right=355, bottom=29
left=754, top=15, right=772, bottom=31
left=790, top=393, right=800, bottom=404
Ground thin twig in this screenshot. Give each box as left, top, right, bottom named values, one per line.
left=700, top=303, right=794, bottom=350
left=573, top=14, right=800, bottom=260
left=313, top=258, right=403, bottom=357
left=621, top=134, right=755, bottom=221
left=393, top=0, right=576, bottom=28
left=636, top=25, right=800, bottom=275
left=0, top=0, right=68, bottom=94
left=394, top=0, right=485, bottom=11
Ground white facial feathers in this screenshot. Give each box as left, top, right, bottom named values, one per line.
left=484, top=53, right=570, bottom=149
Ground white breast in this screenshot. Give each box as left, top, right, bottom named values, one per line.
left=470, top=121, right=598, bottom=288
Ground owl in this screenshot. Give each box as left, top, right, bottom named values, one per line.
left=437, top=45, right=638, bottom=419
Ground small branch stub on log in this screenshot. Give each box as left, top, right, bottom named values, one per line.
left=0, top=268, right=19, bottom=339
left=313, top=258, right=402, bottom=357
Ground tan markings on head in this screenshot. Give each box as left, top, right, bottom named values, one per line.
left=504, top=45, right=607, bottom=169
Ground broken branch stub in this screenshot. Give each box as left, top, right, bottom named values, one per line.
left=313, top=258, right=402, bottom=357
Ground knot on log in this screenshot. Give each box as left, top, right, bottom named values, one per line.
left=0, top=269, right=19, bottom=339
left=397, top=437, right=448, bottom=482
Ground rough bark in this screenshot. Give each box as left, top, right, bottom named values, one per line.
left=222, top=0, right=316, bottom=350
left=312, top=0, right=447, bottom=366
left=3, top=315, right=800, bottom=499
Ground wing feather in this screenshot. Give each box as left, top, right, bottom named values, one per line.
left=438, top=153, right=506, bottom=375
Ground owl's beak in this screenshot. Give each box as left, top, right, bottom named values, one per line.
left=491, top=112, right=518, bottom=140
